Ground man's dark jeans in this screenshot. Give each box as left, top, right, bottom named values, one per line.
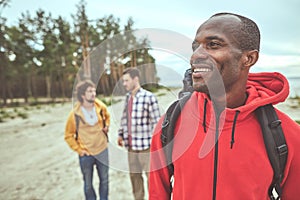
left=79, top=148, right=109, bottom=200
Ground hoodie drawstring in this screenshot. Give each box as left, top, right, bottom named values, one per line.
left=202, top=99, right=208, bottom=133
left=230, top=110, right=240, bottom=149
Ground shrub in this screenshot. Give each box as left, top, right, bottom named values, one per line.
left=17, top=112, right=28, bottom=119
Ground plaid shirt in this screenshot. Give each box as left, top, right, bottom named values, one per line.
left=118, top=88, right=161, bottom=150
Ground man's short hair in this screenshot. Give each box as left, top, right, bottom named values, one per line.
left=123, top=67, right=141, bottom=79
left=76, top=80, right=96, bottom=103
left=210, top=12, right=261, bottom=52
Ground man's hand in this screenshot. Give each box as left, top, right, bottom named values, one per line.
left=118, top=136, right=124, bottom=147
left=79, top=150, right=90, bottom=157
left=103, top=126, right=109, bottom=134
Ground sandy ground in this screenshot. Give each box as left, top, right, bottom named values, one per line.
left=0, top=89, right=179, bottom=200
left=0, top=89, right=299, bottom=200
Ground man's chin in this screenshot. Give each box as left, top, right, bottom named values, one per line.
left=87, top=99, right=95, bottom=104
left=193, top=83, right=208, bottom=94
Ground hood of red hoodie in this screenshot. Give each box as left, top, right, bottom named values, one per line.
left=235, top=72, right=289, bottom=120
left=224, top=72, right=289, bottom=123
left=246, top=72, right=289, bottom=106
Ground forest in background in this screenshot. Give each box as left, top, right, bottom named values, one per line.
left=0, top=0, right=159, bottom=107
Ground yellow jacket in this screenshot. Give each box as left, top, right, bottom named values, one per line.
left=64, top=98, right=110, bottom=155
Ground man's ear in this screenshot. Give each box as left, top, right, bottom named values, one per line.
left=81, top=94, right=85, bottom=101
left=133, top=76, right=139, bottom=83
left=243, top=50, right=259, bottom=68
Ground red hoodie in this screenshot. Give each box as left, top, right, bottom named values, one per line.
left=149, top=72, right=300, bottom=200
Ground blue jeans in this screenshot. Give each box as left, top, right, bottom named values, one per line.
left=79, top=148, right=109, bottom=200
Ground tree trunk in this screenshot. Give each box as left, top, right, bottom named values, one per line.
left=23, top=74, right=29, bottom=103
left=131, top=51, right=136, bottom=67
left=45, top=75, right=51, bottom=99
left=110, top=62, right=118, bottom=94
left=59, top=72, right=66, bottom=100
left=0, top=52, right=7, bottom=106
left=27, top=70, right=32, bottom=99
left=0, top=75, right=7, bottom=106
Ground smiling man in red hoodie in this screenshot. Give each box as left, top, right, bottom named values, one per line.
left=149, top=13, right=300, bottom=200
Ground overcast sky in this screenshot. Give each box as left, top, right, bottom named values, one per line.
left=2, top=0, right=300, bottom=78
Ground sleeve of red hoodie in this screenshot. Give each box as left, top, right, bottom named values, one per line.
left=277, top=110, right=300, bottom=200
left=149, top=115, right=172, bottom=200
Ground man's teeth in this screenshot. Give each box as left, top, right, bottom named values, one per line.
left=194, top=68, right=211, bottom=72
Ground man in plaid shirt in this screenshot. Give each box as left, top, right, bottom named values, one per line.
left=118, top=67, right=160, bottom=200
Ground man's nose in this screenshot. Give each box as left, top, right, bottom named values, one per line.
left=191, top=45, right=209, bottom=61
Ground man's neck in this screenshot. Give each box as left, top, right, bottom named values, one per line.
left=209, top=90, right=248, bottom=112
left=131, top=86, right=141, bottom=97
left=226, top=92, right=248, bottom=109
left=82, top=101, right=94, bottom=111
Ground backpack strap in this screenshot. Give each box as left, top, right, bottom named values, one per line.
left=100, top=109, right=106, bottom=128
left=255, top=104, right=288, bottom=200
left=74, top=114, right=81, bottom=140
left=100, top=109, right=109, bottom=141
left=161, top=92, right=192, bottom=191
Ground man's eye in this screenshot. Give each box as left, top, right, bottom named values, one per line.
left=208, top=41, right=221, bottom=48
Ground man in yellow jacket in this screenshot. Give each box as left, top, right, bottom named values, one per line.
left=65, top=80, right=110, bottom=200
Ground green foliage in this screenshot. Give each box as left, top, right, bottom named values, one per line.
left=0, top=0, right=11, bottom=9
left=0, top=108, right=29, bottom=121
left=29, top=99, right=39, bottom=106
left=289, top=95, right=300, bottom=106
left=99, top=97, right=122, bottom=106
left=23, top=106, right=30, bottom=111
left=157, top=92, right=166, bottom=97
left=142, top=83, right=164, bottom=93
left=0, top=0, right=158, bottom=107
left=35, top=105, right=42, bottom=110
left=0, top=109, right=10, bottom=119
left=17, top=111, right=28, bottom=119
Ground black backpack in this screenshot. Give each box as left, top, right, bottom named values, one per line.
left=161, top=92, right=288, bottom=200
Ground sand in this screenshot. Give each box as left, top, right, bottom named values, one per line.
left=0, top=89, right=299, bottom=200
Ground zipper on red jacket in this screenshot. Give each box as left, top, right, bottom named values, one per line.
left=212, top=114, right=220, bottom=200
